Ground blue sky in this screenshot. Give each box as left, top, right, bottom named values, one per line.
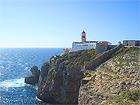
left=0, top=0, right=139, bottom=48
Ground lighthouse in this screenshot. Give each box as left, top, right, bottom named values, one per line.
left=71, top=30, right=111, bottom=52
left=81, top=30, right=86, bottom=42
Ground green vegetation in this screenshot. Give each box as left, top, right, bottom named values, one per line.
left=53, top=47, right=139, bottom=69
left=61, top=48, right=96, bottom=66
left=101, top=88, right=140, bottom=105
left=91, top=74, right=96, bottom=81
left=59, top=47, right=120, bottom=66
left=111, top=47, right=139, bottom=58
left=98, top=47, right=140, bottom=75
left=122, top=89, right=140, bottom=101
left=95, top=52, right=103, bottom=58
left=87, top=74, right=91, bottom=77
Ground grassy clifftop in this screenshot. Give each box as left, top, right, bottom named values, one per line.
left=78, top=47, right=140, bottom=105
left=59, top=48, right=96, bottom=66
left=59, top=47, right=114, bottom=66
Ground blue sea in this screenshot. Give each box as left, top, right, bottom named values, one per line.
left=0, top=48, right=63, bottom=105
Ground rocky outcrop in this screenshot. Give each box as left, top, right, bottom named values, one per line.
left=35, top=47, right=139, bottom=104
left=37, top=56, right=84, bottom=104
left=25, top=66, right=40, bottom=85
left=78, top=47, right=140, bottom=104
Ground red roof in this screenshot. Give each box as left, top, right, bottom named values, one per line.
left=101, top=41, right=110, bottom=43
left=82, top=30, right=85, bottom=33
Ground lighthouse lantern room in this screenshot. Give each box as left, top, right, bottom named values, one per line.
left=81, top=30, right=86, bottom=42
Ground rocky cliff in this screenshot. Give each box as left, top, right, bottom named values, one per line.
left=36, top=47, right=139, bottom=104
left=78, top=47, right=140, bottom=105
left=37, top=48, right=97, bottom=103
left=37, top=55, right=84, bottom=104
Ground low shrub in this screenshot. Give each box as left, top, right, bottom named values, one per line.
left=87, top=74, right=91, bottom=77
left=102, top=88, right=140, bottom=105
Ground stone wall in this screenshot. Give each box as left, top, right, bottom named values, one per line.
left=135, top=40, right=140, bottom=46
left=108, top=45, right=117, bottom=49
left=84, top=44, right=122, bottom=69
left=123, top=40, right=140, bottom=46
left=95, top=43, right=117, bottom=55
left=95, top=43, right=108, bottom=55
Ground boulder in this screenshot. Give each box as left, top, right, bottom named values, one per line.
left=31, top=66, right=40, bottom=75
left=25, top=66, right=40, bottom=85
left=25, top=74, right=38, bottom=85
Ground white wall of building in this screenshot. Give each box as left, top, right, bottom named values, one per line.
left=72, top=42, right=96, bottom=51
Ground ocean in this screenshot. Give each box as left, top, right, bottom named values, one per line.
left=0, top=48, right=63, bottom=105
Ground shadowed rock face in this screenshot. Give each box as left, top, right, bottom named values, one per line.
left=37, top=56, right=84, bottom=104
left=25, top=74, right=38, bottom=85
left=25, top=66, right=40, bottom=85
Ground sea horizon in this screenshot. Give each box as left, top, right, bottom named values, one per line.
left=0, top=47, right=70, bottom=48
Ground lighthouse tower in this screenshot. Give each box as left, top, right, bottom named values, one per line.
left=81, top=30, right=86, bottom=42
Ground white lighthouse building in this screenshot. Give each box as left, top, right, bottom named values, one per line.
left=81, top=30, right=86, bottom=42
left=72, top=30, right=110, bottom=51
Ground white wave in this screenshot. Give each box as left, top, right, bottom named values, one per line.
left=24, top=67, right=28, bottom=70
left=25, top=84, right=38, bottom=90
left=18, top=63, right=24, bottom=67
left=36, top=96, right=43, bottom=102
left=0, top=78, right=26, bottom=87
left=0, top=66, right=4, bottom=68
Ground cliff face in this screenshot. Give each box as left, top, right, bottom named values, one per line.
left=37, top=48, right=96, bottom=104
left=37, top=56, right=84, bottom=104
left=37, top=47, right=139, bottom=104
left=78, top=47, right=140, bottom=105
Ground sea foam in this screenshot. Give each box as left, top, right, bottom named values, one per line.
left=0, top=78, right=26, bottom=87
